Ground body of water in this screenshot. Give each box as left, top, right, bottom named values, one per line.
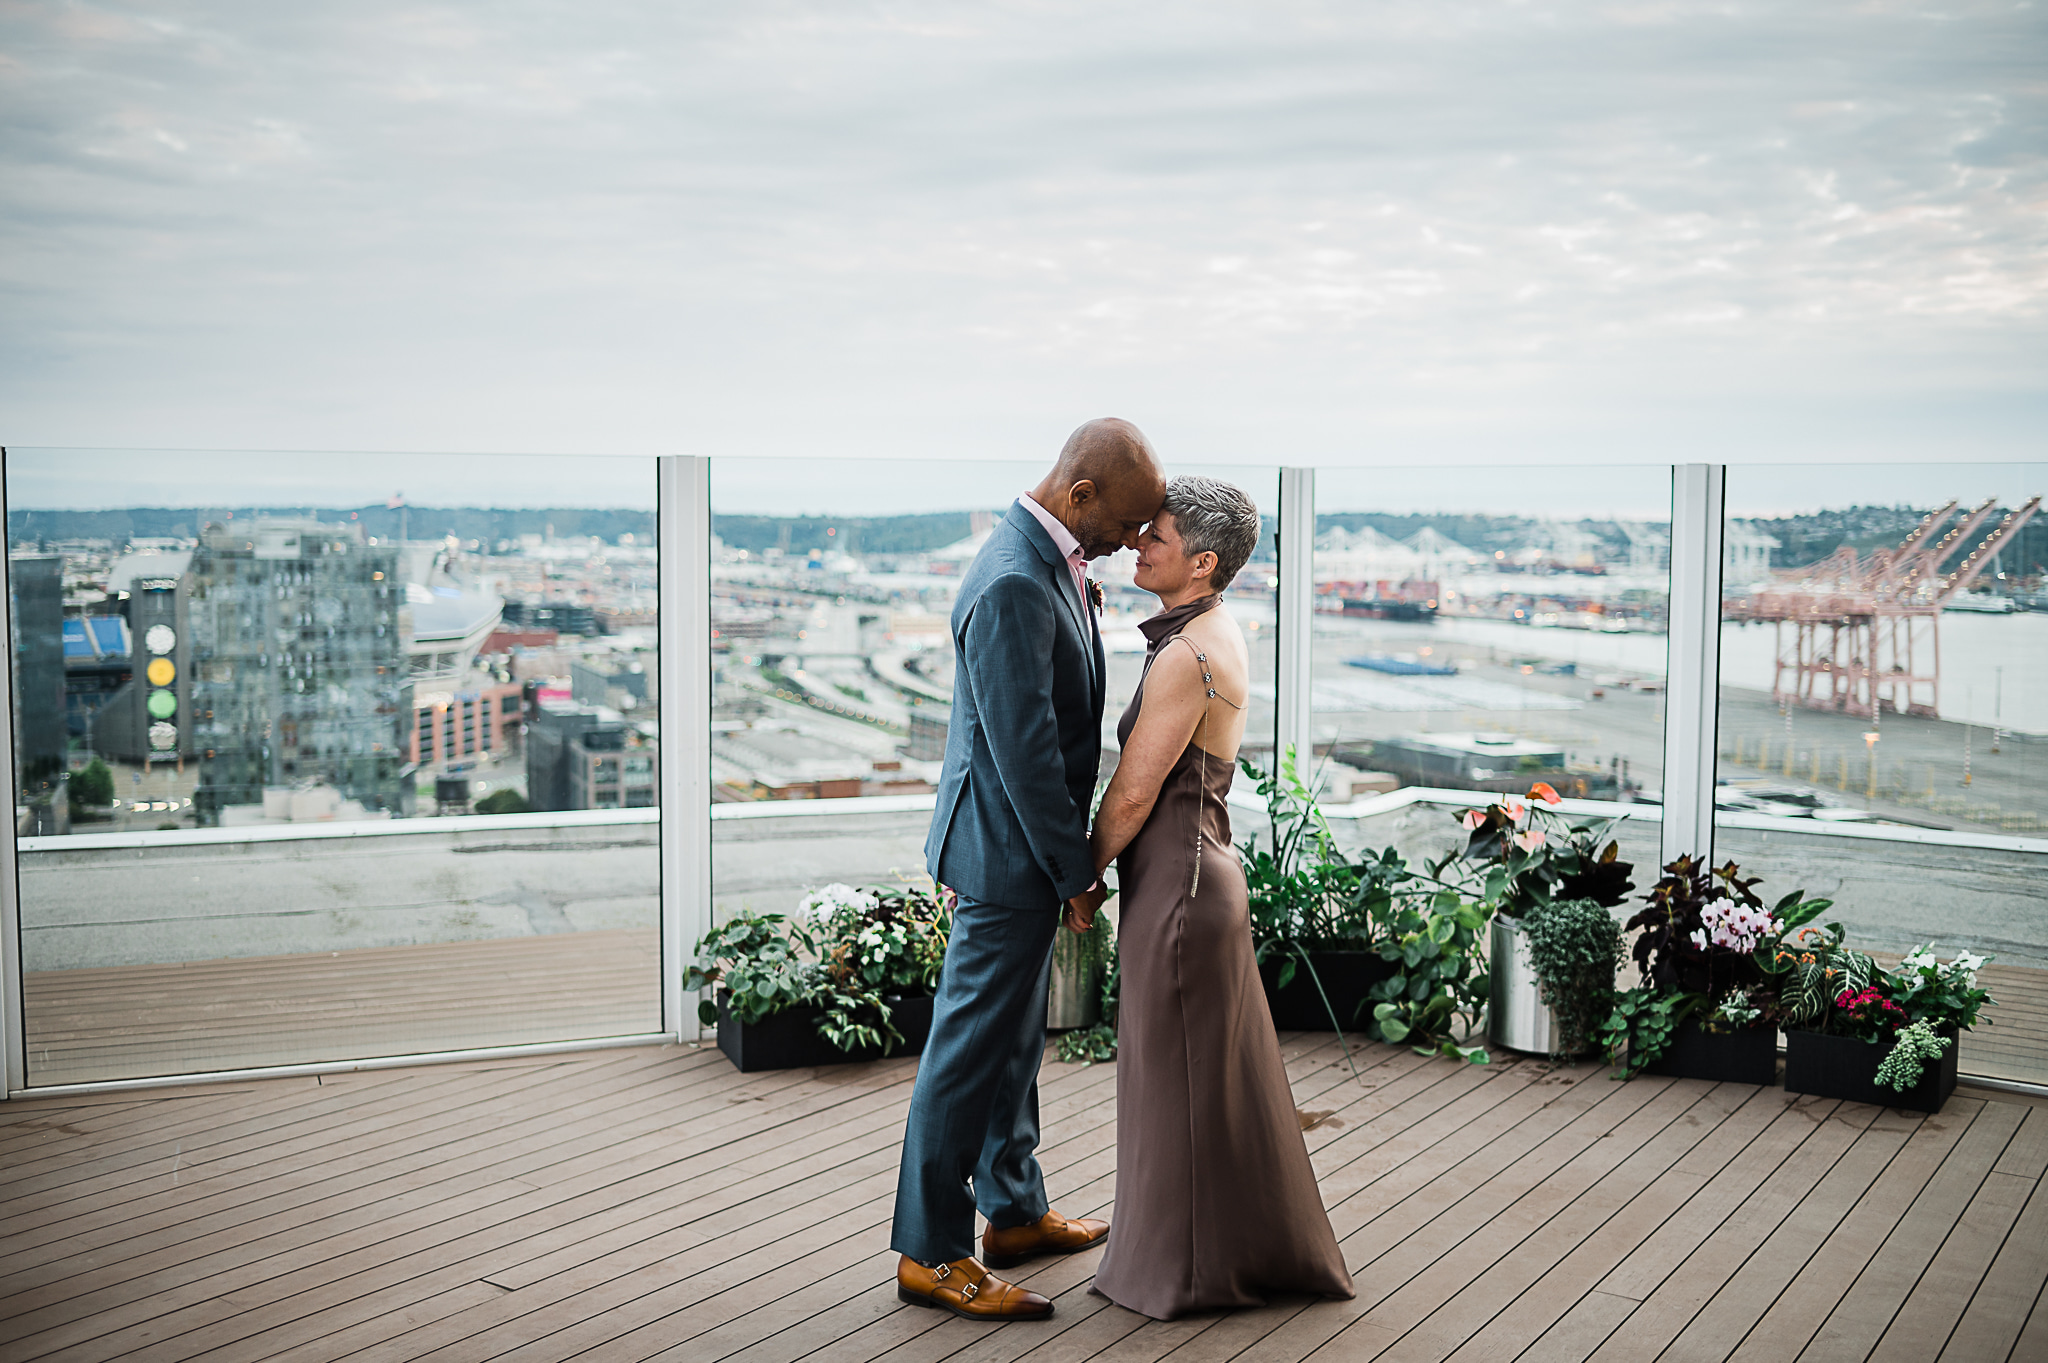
left=1367, top=612, right=2046, bottom=735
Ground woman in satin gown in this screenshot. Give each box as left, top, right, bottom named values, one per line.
left=1069, top=476, right=1354, bottom=1321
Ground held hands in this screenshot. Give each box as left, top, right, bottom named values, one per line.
left=1064, top=880, right=1110, bottom=934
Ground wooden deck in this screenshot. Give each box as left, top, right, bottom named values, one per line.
left=1, top=1035, right=2044, bottom=1362
left=20, top=930, right=662, bottom=1087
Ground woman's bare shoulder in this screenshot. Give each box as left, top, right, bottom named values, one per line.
left=1181, top=605, right=1249, bottom=660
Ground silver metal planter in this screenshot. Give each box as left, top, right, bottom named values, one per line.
left=1047, top=915, right=1109, bottom=1030
left=1489, top=913, right=1563, bottom=1055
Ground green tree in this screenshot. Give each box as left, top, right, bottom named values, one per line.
left=70, top=759, right=115, bottom=807
left=475, top=788, right=530, bottom=816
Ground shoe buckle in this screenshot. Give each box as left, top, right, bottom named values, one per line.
left=932, top=1263, right=951, bottom=1281
left=961, top=1281, right=980, bottom=1301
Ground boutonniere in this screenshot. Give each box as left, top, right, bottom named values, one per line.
left=1087, top=579, right=1105, bottom=613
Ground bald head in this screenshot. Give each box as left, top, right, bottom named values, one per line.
left=1031, top=417, right=1167, bottom=560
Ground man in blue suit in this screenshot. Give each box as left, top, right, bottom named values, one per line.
left=893, top=418, right=1166, bottom=1321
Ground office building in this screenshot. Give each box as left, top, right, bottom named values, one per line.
left=184, top=521, right=414, bottom=822
left=526, top=701, right=657, bottom=810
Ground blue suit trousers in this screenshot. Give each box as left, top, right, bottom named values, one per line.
left=890, top=894, right=1060, bottom=1264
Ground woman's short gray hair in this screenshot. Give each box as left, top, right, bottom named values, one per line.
left=1162, top=475, right=1262, bottom=592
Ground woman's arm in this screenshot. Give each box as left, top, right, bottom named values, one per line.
left=1089, top=641, right=1209, bottom=878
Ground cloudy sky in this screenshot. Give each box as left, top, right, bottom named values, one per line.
left=2, top=2, right=2043, bottom=473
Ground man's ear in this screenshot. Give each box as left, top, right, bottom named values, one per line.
left=1068, top=479, right=1097, bottom=506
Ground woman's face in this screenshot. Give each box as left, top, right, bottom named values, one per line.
left=1133, top=512, right=1194, bottom=594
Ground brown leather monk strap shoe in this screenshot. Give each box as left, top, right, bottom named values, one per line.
left=980, top=1209, right=1111, bottom=1270
left=896, top=1255, right=1054, bottom=1321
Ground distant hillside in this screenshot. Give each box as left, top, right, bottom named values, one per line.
left=8, top=505, right=655, bottom=547
left=1741, top=505, right=2047, bottom=576
left=711, top=511, right=977, bottom=557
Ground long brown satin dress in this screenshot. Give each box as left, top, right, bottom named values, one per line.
left=1089, top=595, right=1355, bottom=1321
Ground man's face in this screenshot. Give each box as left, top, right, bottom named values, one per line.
left=1071, top=476, right=1165, bottom=560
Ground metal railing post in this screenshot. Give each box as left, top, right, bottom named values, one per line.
left=1, top=449, right=22, bottom=1096
left=658, top=456, right=713, bottom=1043
left=1662, top=463, right=1726, bottom=867
left=1276, top=467, right=1316, bottom=773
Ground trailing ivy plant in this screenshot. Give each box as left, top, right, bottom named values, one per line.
left=1599, top=987, right=1699, bottom=1079
left=1056, top=943, right=1122, bottom=1065
left=1875, top=1019, right=1951, bottom=1092
left=1517, top=897, right=1623, bottom=1060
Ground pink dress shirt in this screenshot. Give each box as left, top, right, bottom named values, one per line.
left=1019, top=492, right=1089, bottom=604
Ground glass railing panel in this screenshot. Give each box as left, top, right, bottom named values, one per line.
left=7, top=448, right=662, bottom=1083
left=707, top=457, right=1277, bottom=919
left=1310, top=466, right=1674, bottom=809
left=1718, top=462, right=2047, bottom=1084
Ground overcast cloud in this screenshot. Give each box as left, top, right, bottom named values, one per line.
left=2, top=2, right=2043, bottom=468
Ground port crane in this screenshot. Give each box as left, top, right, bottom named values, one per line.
left=1724, top=495, right=2041, bottom=719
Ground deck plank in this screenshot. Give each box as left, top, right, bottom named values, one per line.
left=2, top=1037, right=2043, bottom=1363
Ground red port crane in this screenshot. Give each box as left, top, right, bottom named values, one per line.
left=1724, top=496, right=2041, bottom=719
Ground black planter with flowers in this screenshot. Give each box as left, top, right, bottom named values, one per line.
left=1784, top=1024, right=1958, bottom=1114
left=716, top=992, right=935, bottom=1073
left=687, top=880, right=953, bottom=1073
left=1647, top=1017, right=1780, bottom=1086
left=1769, top=936, right=1993, bottom=1116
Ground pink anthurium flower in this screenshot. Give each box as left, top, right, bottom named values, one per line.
left=1528, top=781, right=1563, bottom=806
left=1460, top=809, right=1487, bottom=830
left=1502, top=796, right=1527, bottom=822
left=1513, top=829, right=1547, bottom=852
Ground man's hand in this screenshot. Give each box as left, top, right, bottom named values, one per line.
left=1064, top=880, right=1109, bottom=934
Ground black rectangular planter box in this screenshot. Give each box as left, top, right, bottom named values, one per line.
left=1646, top=1017, right=1779, bottom=1086
left=716, top=994, right=935, bottom=1073
left=1784, top=1025, right=1959, bottom=1114
left=1260, top=950, right=1397, bottom=1032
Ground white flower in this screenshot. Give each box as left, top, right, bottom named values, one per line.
left=1953, top=950, right=1986, bottom=973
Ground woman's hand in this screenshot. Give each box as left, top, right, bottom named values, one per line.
left=1065, top=881, right=1108, bottom=933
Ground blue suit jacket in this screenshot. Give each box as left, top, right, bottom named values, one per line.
left=925, top=501, right=1107, bottom=907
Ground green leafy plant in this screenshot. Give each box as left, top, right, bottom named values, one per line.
left=1364, top=888, right=1493, bottom=1065
left=1518, top=897, right=1623, bottom=1060
left=474, top=787, right=530, bottom=815
left=69, top=758, right=115, bottom=809
left=685, top=910, right=817, bottom=1025
left=1876, top=1019, right=1951, bottom=1092
left=1762, top=922, right=1873, bottom=1029
left=1599, top=986, right=1699, bottom=1079
left=1882, top=945, right=1996, bottom=1032
left=684, top=878, right=952, bottom=1057
left=1238, top=750, right=1496, bottom=1067
left=1239, top=747, right=1379, bottom=955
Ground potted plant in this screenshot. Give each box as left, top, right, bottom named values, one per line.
left=1450, top=783, right=1636, bottom=1056
left=1240, top=749, right=1493, bottom=1065
left=684, top=879, right=951, bottom=1072
left=1514, top=897, right=1622, bottom=1061
left=1774, top=931, right=1994, bottom=1113
left=1049, top=910, right=1113, bottom=1030
left=1610, top=856, right=1830, bottom=1084
left=1239, top=749, right=1398, bottom=1033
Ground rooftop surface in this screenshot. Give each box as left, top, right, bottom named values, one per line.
left=1, top=1035, right=2043, bottom=1361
